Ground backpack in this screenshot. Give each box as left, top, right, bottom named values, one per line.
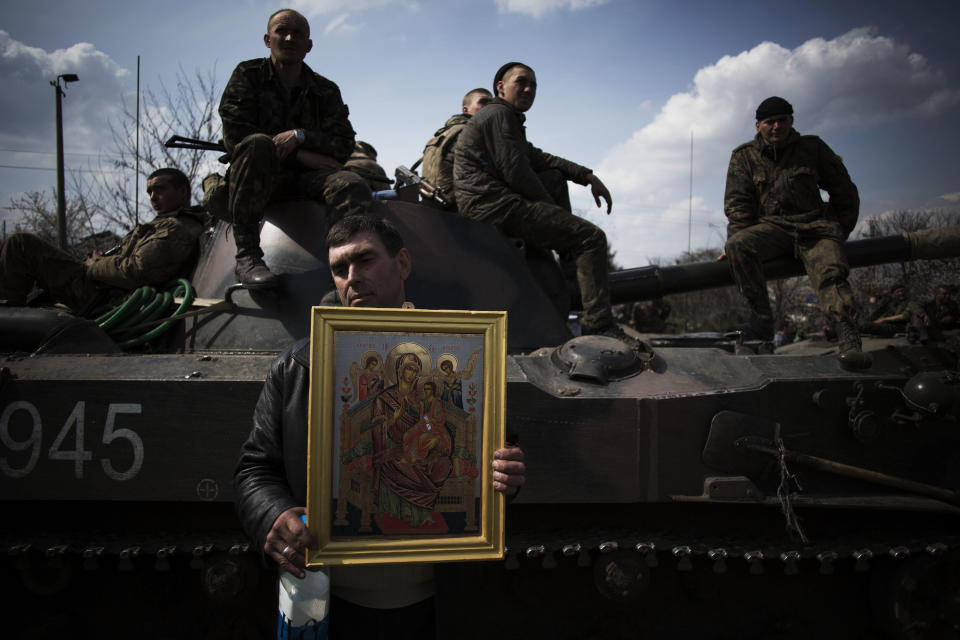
left=419, top=120, right=467, bottom=206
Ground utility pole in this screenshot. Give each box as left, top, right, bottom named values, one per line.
left=51, top=73, right=79, bottom=250
left=688, top=130, right=693, bottom=255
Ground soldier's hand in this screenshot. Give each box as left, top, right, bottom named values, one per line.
left=265, top=506, right=316, bottom=579
left=587, top=174, right=612, bottom=214
left=272, top=130, right=300, bottom=161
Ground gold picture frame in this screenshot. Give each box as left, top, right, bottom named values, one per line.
left=305, top=306, right=507, bottom=566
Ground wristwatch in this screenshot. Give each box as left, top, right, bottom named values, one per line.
left=294, top=129, right=305, bottom=143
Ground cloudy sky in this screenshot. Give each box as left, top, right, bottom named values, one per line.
left=2, top=0, right=959, bottom=266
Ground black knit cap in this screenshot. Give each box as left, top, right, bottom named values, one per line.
left=493, top=61, right=531, bottom=94
left=755, top=96, right=793, bottom=121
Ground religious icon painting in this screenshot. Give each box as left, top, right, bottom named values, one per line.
left=304, top=306, right=507, bottom=566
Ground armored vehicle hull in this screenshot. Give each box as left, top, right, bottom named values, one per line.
left=2, top=201, right=959, bottom=638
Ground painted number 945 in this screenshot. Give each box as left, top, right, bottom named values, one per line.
left=1, top=401, right=143, bottom=481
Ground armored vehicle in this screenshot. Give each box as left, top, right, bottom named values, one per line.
left=2, top=200, right=959, bottom=639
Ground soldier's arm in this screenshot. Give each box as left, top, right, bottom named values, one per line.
left=299, top=82, right=356, bottom=165
left=723, top=149, right=759, bottom=236
left=817, top=139, right=859, bottom=237
left=526, top=145, right=612, bottom=212
left=86, top=217, right=201, bottom=289
left=486, top=109, right=555, bottom=204
left=219, top=65, right=262, bottom=157
left=527, top=144, right=592, bottom=185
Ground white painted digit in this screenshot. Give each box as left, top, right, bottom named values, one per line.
left=0, top=401, right=42, bottom=478
left=48, top=401, right=93, bottom=479
left=101, top=403, right=143, bottom=481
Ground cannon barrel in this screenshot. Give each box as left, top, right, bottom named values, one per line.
left=608, top=225, right=960, bottom=304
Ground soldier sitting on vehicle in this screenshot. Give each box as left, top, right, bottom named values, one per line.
left=0, top=167, right=204, bottom=312
left=215, top=8, right=372, bottom=290
left=417, top=88, right=492, bottom=211
left=452, top=62, right=626, bottom=342
left=723, top=96, right=862, bottom=353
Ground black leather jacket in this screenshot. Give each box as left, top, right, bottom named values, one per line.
left=234, top=338, right=311, bottom=562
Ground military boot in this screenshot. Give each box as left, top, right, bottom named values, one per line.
left=233, top=224, right=278, bottom=289
left=835, top=320, right=862, bottom=353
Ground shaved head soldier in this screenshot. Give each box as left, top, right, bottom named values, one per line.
left=216, top=8, right=372, bottom=289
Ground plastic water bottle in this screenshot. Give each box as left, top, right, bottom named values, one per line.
left=277, top=516, right=329, bottom=639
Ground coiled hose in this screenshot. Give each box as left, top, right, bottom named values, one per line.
left=94, top=279, right=195, bottom=349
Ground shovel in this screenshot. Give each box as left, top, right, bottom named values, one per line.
left=703, top=410, right=960, bottom=507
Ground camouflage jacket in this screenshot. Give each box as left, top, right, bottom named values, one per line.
left=724, top=130, right=859, bottom=240
left=452, top=97, right=592, bottom=223
left=219, top=58, right=356, bottom=165
left=86, top=206, right=205, bottom=290
left=420, top=113, right=471, bottom=208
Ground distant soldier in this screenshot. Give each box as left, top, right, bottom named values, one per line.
left=922, top=284, right=959, bottom=330
left=453, top=62, right=626, bottom=341
left=218, top=8, right=372, bottom=289
left=723, top=96, right=861, bottom=352
left=345, top=141, right=390, bottom=191
left=862, top=282, right=910, bottom=336
left=773, top=317, right=798, bottom=348
left=913, top=283, right=959, bottom=342
left=630, top=298, right=671, bottom=333
left=418, top=88, right=492, bottom=210
left=0, top=168, right=204, bottom=311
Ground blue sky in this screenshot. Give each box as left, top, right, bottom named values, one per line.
left=1, top=0, right=958, bottom=267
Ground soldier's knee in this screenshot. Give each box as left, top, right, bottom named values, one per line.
left=724, top=233, right=753, bottom=258
left=817, top=266, right=849, bottom=288
left=233, top=134, right=277, bottom=165
left=572, top=221, right=606, bottom=254
left=325, top=170, right=372, bottom=198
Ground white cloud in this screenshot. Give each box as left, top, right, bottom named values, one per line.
left=495, top=0, right=609, bottom=18
left=289, top=0, right=417, bottom=18
left=585, top=27, right=960, bottom=268
left=940, top=193, right=960, bottom=203
left=323, top=13, right=356, bottom=36
left=0, top=30, right=128, bottom=158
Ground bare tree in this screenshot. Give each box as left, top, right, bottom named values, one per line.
left=4, top=187, right=112, bottom=257
left=88, top=64, right=221, bottom=232
left=651, top=247, right=749, bottom=333
left=850, top=209, right=960, bottom=312
left=6, top=66, right=221, bottom=245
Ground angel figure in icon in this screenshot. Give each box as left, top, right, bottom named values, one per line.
left=432, top=347, right=481, bottom=410
left=350, top=350, right=386, bottom=403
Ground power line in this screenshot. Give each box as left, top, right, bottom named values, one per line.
left=0, top=164, right=124, bottom=174
left=0, top=147, right=114, bottom=159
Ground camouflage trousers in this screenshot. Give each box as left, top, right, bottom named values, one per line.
left=0, top=233, right=96, bottom=310
left=724, top=222, right=858, bottom=325
left=224, top=134, right=372, bottom=226
left=496, top=198, right=613, bottom=329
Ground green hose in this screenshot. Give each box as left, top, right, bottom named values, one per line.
left=96, top=279, right=195, bottom=349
